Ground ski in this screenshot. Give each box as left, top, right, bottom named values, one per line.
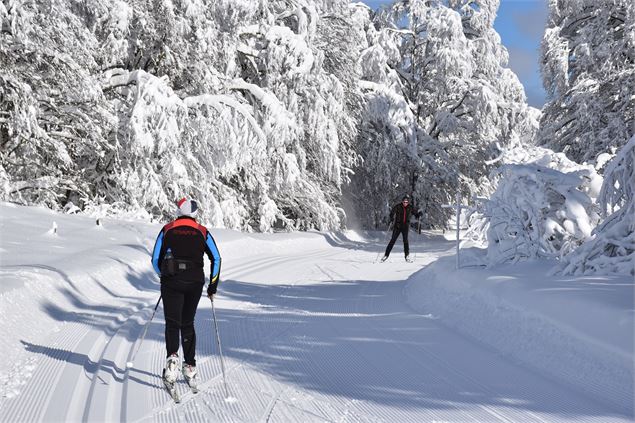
left=163, top=379, right=181, bottom=403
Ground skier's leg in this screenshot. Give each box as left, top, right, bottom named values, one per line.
left=161, top=284, right=184, bottom=358
left=180, top=284, right=203, bottom=366
left=402, top=226, right=410, bottom=257
left=384, top=226, right=401, bottom=257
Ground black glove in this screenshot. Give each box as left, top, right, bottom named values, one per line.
left=207, top=280, right=218, bottom=298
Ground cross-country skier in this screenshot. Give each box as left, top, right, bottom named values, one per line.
left=151, top=198, right=221, bottom=396
left=381, top=195, right=422, bottom=262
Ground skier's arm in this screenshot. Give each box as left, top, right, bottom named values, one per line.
left=205, top=232, right=222, bottom=294
left=389, top=205, right=398, bottom=227
left=413, top=205, right=422, bottom=219
left=151, top=231, right=164, bottom=276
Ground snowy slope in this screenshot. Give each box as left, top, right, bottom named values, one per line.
left=0, top=203, right=632, bottom=422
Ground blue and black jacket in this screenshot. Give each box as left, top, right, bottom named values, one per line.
left=151, top=216, right=221, bottom=293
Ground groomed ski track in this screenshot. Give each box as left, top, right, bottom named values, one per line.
left=0, top=232, right=630, bottom=422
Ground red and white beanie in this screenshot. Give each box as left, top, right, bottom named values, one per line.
left=176, top=198, right=198, bottom=218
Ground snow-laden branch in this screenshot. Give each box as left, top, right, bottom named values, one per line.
left=228, top=78, right=298, bottom=140
left=385, top=28, right=415, bottom=37
left=184, top=94, right=266, bottom=143
left=238, top=23, right=315, bottom=77
left=101, top=69, right=143, bottom=91
left=598, top=135, right=635, bottom=217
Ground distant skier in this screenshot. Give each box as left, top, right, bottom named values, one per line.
left=151, top=198, right=221, bottom=397
left=381, top=195, right=422, bottom=263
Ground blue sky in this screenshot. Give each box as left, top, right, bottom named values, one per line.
left=355, top=0, right=548, bottom=108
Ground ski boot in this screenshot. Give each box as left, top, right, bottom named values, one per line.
left=405, top=255, right=413, bottom=263
left=163, top=354, right=180, bottom=383
left=380, top=255, right=388, bottom=262
left=162, top=354, right=181, bottom=402
left=182, top=363, right=199, bottom=393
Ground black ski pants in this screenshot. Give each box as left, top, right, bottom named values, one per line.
left=161, top=282, right=203, bottom=366
left=385, top=225, right=409, bottom=257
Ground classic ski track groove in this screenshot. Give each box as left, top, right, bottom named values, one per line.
left=3, top=298, right=146, bottom=422
left=2, top=249, right=327, bottom=423
left=2, top=321, right=90, bottom=422
left=82, top=304, right=149, bottom=422
left=133, top=249, right=337, bottom=420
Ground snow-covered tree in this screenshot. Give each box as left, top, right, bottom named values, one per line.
left=538, top=0, right=635, bottom=165
left=0, top=0, right=113, bottom=208
left=1, top=0, right=362, bottom=231
left=485, top=165, right=599, bottom=265
left=0, top=0, right=548, bottom=233
left=351, top=0, right=538, bottom=228
left=464, top=145, right=602, bottom=265
left=557, top=135, right=635, bottom=275
left=227, top=0, right=361, bottom=230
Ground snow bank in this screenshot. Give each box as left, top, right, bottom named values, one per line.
left=405, top=253, right=634, bottom=413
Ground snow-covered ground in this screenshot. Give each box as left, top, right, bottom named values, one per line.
left=0, top=203, right=632, bottom=422
left=406, top=246, right=634, bottom=414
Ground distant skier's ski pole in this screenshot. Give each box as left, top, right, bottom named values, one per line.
left=127, top=295, right=162, bottom=368
left=211, top=297, right=230, bottom=398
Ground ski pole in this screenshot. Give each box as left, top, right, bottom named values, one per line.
left=211, top=297, right=229, bottom=398
left=127, top=295, right=162, bottom=368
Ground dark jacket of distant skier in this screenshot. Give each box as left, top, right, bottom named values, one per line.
left=389, top=201, right=420, bottom=229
